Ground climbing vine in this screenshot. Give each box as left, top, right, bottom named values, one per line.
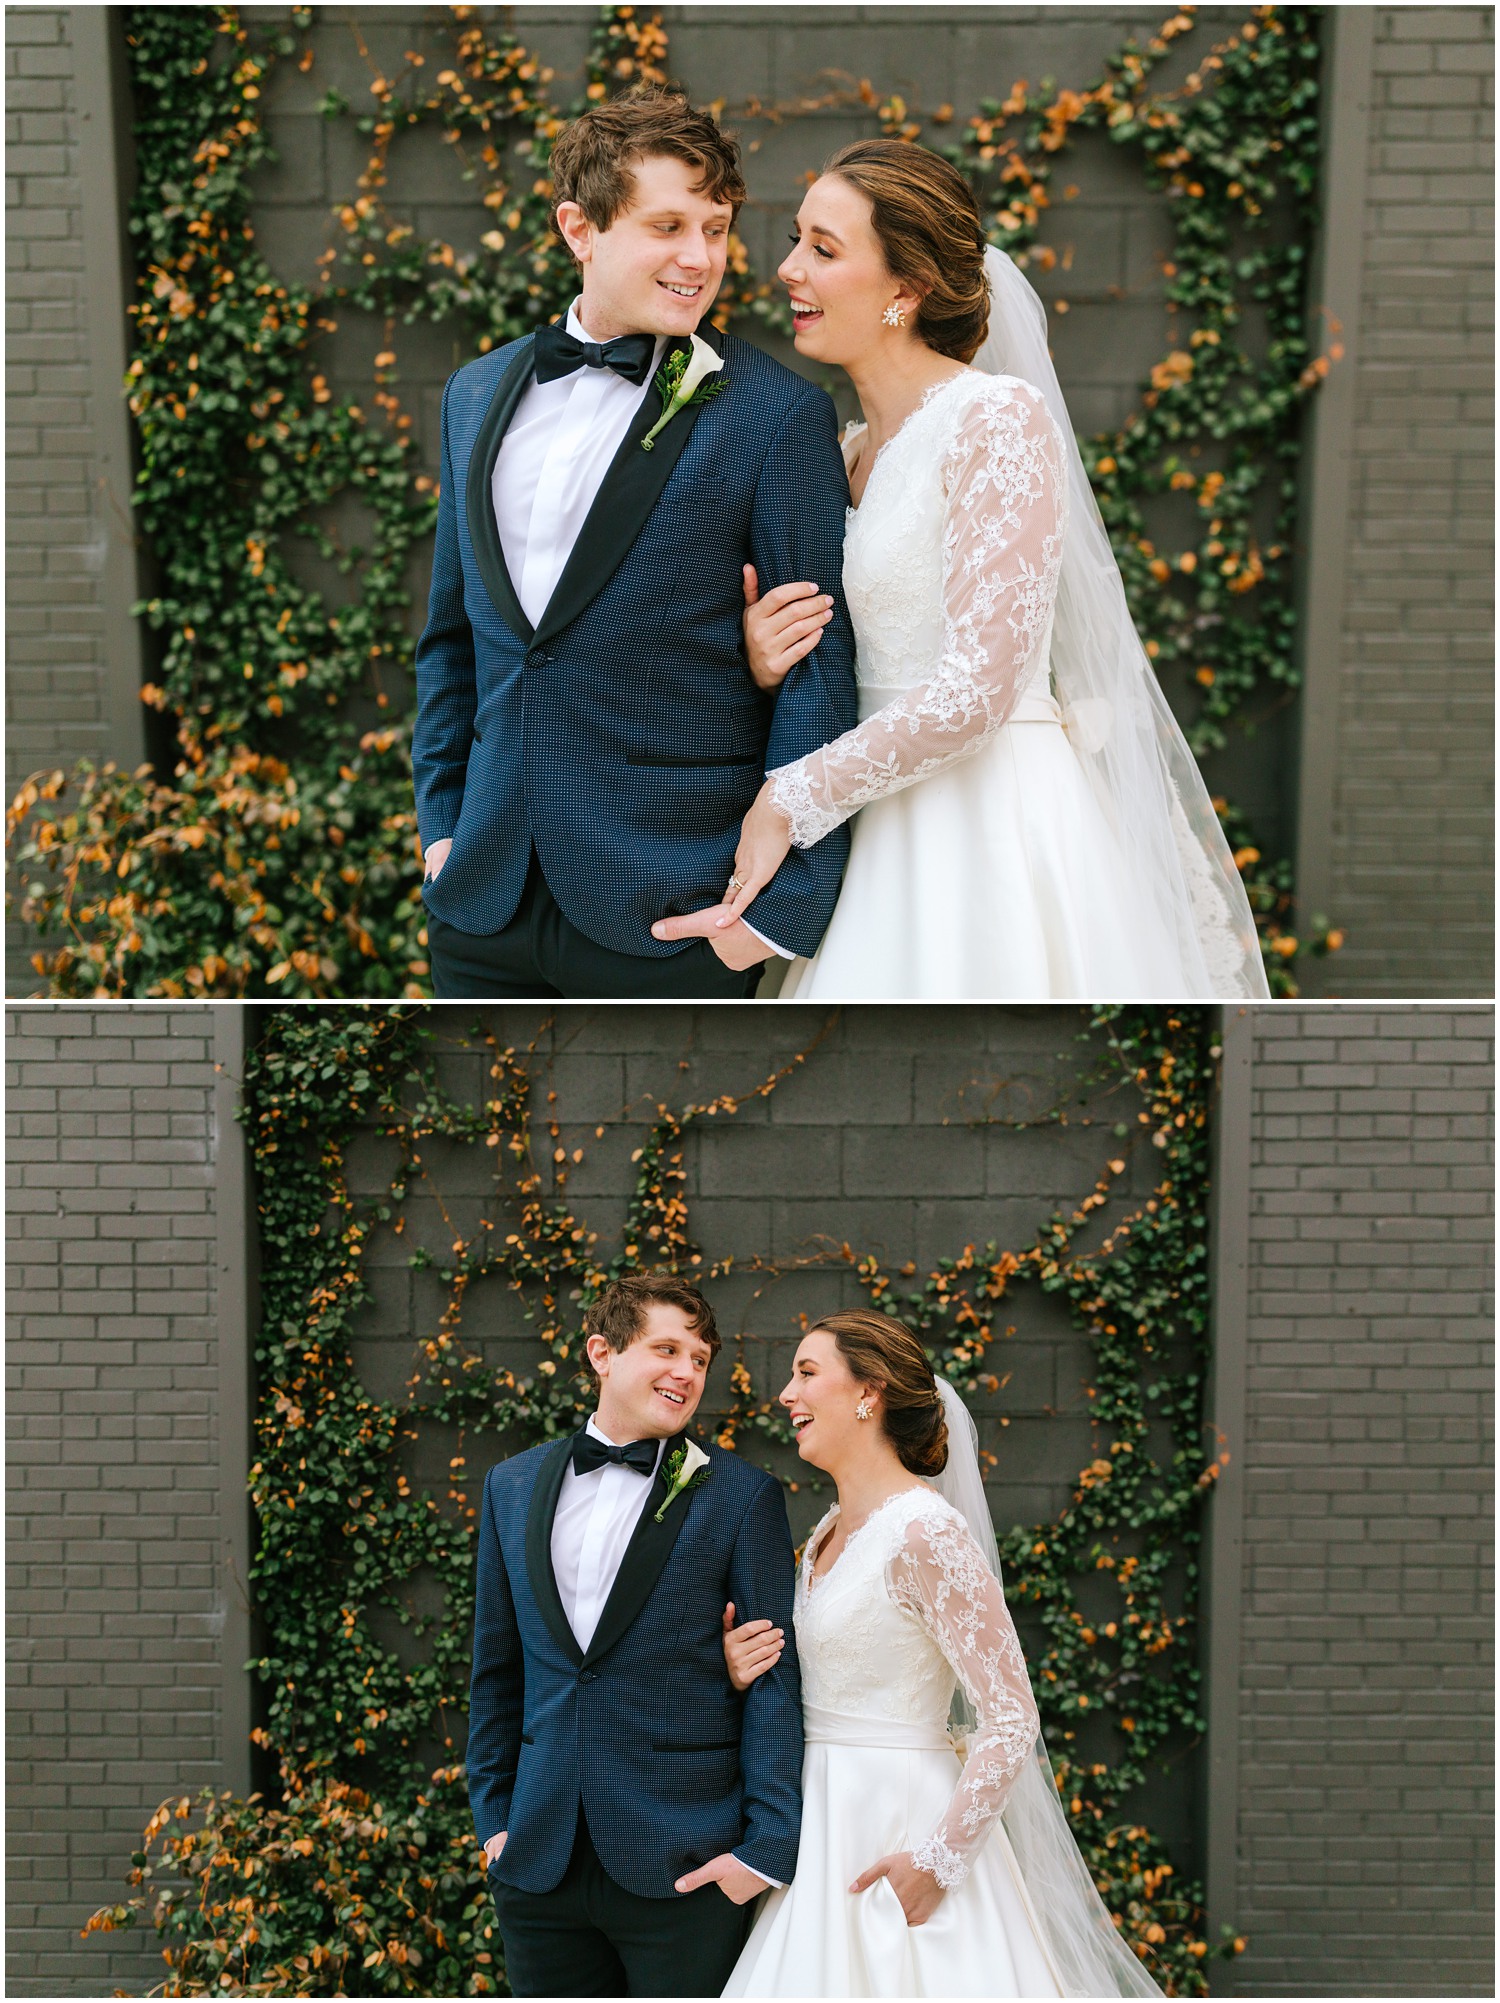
left=87, top=1004, right=1245, bottom=1994
left=13, top=3, right=1338, bottom=994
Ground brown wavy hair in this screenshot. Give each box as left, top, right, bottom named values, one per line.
left=822, top=138, right=990, bottom=363
left=582, top=1271, right=721, bottom=1382
left=550, top=82, right=747, bottom=245
left=811, top=1309, right=949, bottom=1477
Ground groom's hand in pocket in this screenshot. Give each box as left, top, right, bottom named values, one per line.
left=482, top=1831, right=506, bottom=1868
left=674, top=1852, right=766, bottom=1905
left=422, top=837, right=453, bottom=884
left=652, top=907, right=777, bottom=971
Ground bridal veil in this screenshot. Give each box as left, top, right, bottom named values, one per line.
left=930, top=1378, right=1165, bottom=1997
left=973, top=246, right=1270, bottom=1000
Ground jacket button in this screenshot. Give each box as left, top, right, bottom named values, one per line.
left=578, top=1669, right=597, bottom=1684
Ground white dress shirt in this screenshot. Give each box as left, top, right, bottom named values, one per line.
left=491, top=298, right=791, bottom=960
left=551, top=1414, right=668, bottom=1654
left=493, top=300, right=668, bottom=630
left=549, top=1413, right=782, bottom=1888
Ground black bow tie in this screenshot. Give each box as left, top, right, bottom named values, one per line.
left=534, top=322, right=657, bottom=388
left=572, top=1430, right=660, bottom=1478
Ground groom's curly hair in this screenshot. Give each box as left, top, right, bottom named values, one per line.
left=550, top=83, right=747, bottom=247
left=581, top=1271, right=722, bottom=1381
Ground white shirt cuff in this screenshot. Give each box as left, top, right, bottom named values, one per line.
left=733, top=1855, right=785, bottom=1889
left=741, top=920, right=794, bottom=961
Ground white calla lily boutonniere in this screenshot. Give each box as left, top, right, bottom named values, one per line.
left=641, top=334, right=726, bottom=452
left=654, top=1437, right=712, bottom=1522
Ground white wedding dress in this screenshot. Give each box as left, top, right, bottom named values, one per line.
left=725, top=1486, right=1067, bottom=1999
left=768, top=370, right=1242, bottom=999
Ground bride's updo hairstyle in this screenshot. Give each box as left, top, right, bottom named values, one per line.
left=812, top=1309, right=949, bottom=1477
left=822, top=139, right=990, bottom=363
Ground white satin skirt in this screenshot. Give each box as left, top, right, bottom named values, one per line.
left=724, top=1717, right=1064, bottom=1999
left=774, top=695, right=1188, bottom=1002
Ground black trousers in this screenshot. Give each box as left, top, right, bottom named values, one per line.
left=489, top=1806, right=755, bottom=1998
left=427, top=853, right=763, bottom=1001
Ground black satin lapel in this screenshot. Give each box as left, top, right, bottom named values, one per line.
left=523, top=1437, right=583, bottom=1667
left=581, top=1431, right=694, bottom=1668
left=531, top=328, right=722, bottom=650
left=464, top=339, right=536, bottom=645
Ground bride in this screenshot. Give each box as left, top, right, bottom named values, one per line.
left=717, top=1309, right=1165, bottom=1999
left=712, top=140, right=1269, bottom=1000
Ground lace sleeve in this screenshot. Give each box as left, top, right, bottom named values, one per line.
left=766, top=379, right=1067, bottom=848
left=887, top=1503, right=1041, bottom=1893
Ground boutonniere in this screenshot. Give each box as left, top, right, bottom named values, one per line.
left=654, top=1438, right=712, bottom=1522
left=641, top=334, right=726, bottom=451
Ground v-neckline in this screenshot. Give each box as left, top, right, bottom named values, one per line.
left=845, top=369, right=974, bottom=514
left=804, top=1487, right=927, bottom=1596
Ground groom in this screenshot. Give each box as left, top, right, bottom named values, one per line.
left=467, top=1272, right=802, bottom=1996
left=413, top=84, right=858, bottom=998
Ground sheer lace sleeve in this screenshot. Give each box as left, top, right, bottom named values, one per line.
left=887, top=1502, right=1041, bottom=1892
left=766, top=378, right=1067, bottom=848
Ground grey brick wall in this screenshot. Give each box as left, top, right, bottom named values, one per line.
left=5, top=1006, right=229, bottom=1997
left=1319, top=10, right=1494, bottom=995
left=1227, top=1005, right=1494, bottom=1993
left=5, top=12, right=109, bottom=795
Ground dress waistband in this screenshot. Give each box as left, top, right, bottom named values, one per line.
left=802, top=1704, right=956, bottom=1752
left=858, top=682, right=1062, bottom=727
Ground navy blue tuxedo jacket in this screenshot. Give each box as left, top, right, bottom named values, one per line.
left=466, top=1431, right=803, bottom=1899
left=411, top=326, right=858, bottom=960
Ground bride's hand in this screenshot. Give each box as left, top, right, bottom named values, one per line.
left=849, top=1852, right=946, bottom=1928
left=717, top=783, right=793, bottom=925
left=743, top=564, right=833, bottom=692
left=722, top=1600, right=785, bottom=1692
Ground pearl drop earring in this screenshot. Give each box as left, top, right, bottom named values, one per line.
left=882, top=303, right=906, bottom=328
left=856, top=1399, right=873, bottom=1420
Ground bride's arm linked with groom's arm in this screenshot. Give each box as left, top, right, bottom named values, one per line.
left=718, top=376, right=1067, bottom=922
left=675, top=1473, right=807, bottom=1901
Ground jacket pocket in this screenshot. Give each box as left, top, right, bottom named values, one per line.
left=625, top=751, right=763, bottom=768
left=651, top=1738, right=741, bottom=1753
left=667, top=478, right=727, bottom=507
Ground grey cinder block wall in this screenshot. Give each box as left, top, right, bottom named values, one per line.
left=7, top=1002, right=1494, bottom=1995
left=4, top=6, right=1495, bottom=999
